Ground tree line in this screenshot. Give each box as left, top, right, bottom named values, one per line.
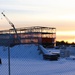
left=56, top=41, right=75, bottom=46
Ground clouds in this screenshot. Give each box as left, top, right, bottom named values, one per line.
left=0, top=0, right=75, bottom=23
left=1, top=0, right=75, bottom=16
left=0, top=0, right=75, bottom=26
left=0, top=0, right=75, bottom=42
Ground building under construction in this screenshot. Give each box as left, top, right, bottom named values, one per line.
left=0, top=26, right=56, bottom=48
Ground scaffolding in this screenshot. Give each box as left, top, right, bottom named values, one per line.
left=0, top=26, right=56, bottom=47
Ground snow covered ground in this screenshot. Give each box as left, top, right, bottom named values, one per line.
left=0, top=44, right=75, bottom=75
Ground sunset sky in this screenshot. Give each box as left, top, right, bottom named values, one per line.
left=0, top=0, right=75, bottom=43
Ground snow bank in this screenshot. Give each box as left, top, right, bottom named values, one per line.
left=39, top=45, right=60, bottom=55
left=67, top=46, right=75, bottom=55
left=1, top=45, right=75, bottom=75
left=39, top=45, right=50, bottom=54
left=0, top=44, right=42, bottom=59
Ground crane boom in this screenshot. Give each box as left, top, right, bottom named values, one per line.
left=1, top=12, right=21, bottom=44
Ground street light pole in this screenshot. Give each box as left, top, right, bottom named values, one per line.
left=8, top=46, right=11, bottom=75
left=1, top=12, right=21, bottom=75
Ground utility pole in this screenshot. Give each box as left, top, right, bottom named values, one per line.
left=8, top=46, right=10, bottom=75
left=1, top=12, right=21, bottom=75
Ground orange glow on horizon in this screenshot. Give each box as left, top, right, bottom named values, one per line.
left=56, top=31, right=75, bottom=43
left=57, top=31, right=75, bottom=36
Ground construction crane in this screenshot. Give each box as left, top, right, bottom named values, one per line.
left=1, top=12, right=21, bottom=45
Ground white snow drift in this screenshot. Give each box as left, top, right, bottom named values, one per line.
left=0, top=44, right=75, bottom=75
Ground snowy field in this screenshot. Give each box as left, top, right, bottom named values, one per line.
left=0, top=44, right=75, bottom=75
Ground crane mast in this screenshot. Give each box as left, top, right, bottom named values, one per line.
left=1, top=12, right=21, bottom=44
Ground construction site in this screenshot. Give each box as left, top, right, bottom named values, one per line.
left=0, top=26, right=56, bottom=48
left=0, top=12, right=56, bottom=48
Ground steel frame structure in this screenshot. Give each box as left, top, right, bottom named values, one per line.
left=0, top=26, right=56, bottom=47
